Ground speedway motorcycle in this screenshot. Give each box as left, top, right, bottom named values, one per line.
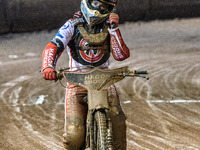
left=56, top=66, right=148, bottom=150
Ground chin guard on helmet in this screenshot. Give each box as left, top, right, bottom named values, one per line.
left=81, top=0, right=116, bottom=26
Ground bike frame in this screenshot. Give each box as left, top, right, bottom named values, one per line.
left=62, top=67, right=127, bottom=110
left=57, top=66, right=148, bottom=150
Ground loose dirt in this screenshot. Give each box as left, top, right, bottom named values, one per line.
left=0, top=18, right=200, bottom=150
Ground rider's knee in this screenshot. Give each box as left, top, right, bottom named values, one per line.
left=63, top=118, right=85, bottom=150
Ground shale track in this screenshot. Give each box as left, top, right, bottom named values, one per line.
left=0, top=18, right=200, bottom=149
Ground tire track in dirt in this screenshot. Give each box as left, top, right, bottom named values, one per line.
left=1, top=19, right=200, bottom=149
left=132, top=50, right=200, bottom=100
left=0, top=75, right=64, bottom=150
left=123, top=48, right=200, bottom=149
left=146, top=101, right=200, bottom=150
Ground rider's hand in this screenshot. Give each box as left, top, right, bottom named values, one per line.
left=43, top=68, right=56, bottom=80
left=109, top=13, right=119, bottom=29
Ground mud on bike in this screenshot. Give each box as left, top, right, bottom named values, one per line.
left=56, top=66, right=148, bottom=150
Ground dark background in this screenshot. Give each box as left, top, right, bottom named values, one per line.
left=1, top=0, right=200, bottom=34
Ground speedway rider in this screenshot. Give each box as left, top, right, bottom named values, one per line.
left=41, top=0, right=130, bottom=149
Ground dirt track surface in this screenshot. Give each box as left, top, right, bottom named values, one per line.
left=0, top=18, right=200, bottom=150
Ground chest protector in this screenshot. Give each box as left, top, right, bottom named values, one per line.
left=68, top=22, right=110, bottom=67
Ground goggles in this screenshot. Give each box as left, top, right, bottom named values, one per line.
left=89, top=0, right=109, bottom=14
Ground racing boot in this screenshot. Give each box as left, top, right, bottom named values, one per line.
left=108, top=85, right=127, bottom=150
left=62, top=118, right=86, bottom=150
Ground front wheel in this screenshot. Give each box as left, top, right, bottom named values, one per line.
left=93, top=110, right=113, bottom=150
left=95, top=110, right=107, bottom=150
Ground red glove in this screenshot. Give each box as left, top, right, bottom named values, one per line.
left=43, top=68, right=56, bottom=80
left=109, top=13, right=119, bottom=29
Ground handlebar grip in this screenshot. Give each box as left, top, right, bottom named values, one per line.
left=56, top=71, right=63, bottom=80
left=135, top=70, right=148, bottom=74
left=56, top=67, right=70, bottom=80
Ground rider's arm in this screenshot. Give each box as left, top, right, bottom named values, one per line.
left=41, top=20, right=74, bottom=72
left=108, top=13, right=130, bottom=61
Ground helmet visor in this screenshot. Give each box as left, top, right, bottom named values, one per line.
left=89, top=0, right=110, bottom=14
left=99, top=0, right=117, bottom=6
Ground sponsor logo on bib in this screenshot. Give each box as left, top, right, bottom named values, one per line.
left=79, top=39, right=104, bottom=63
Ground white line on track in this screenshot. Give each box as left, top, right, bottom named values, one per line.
left=2, top=75, right=31, bottom=87
left=35, top=95, right=48, bottom=105
left=147, top=100, right=200, bottom=103
left=122, top=100, right=132, bottom=104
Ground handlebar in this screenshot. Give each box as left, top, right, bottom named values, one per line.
left=55, top=67, right=149, bottom=89
left=134, top=70, right=149, bottom=80
left=135, top=70, right=148, bottom=74
left=56, top=67, right=149, bottom=81
left=122, top=69, right=149, bottom=80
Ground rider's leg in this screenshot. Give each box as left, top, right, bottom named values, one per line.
left=108, top=85, right=127, bottom=150
left=63, top=84, right=88, bottom=150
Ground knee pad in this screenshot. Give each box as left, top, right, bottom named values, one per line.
left=64, top=118, right=85, bottom=150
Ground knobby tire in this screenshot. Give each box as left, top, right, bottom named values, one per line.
left=95, top=110, right=107, bottom=150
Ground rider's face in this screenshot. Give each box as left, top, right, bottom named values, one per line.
left=90, top=0, right=108, bottom=13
